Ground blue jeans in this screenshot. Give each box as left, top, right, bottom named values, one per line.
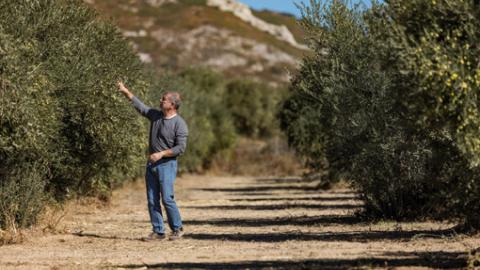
left=145, top=159, right=182, bottom=234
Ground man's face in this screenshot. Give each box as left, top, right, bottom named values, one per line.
left=160, top=94, right=174, bottom=111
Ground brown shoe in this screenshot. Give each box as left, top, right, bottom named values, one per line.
left=142, top=232, right=166, bottom=241
left=169, top=228, right=184, bottom=241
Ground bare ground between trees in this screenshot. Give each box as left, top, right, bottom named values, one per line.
left=0, top=175, right=479, bottom=269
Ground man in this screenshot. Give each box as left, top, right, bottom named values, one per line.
left=117, top=81, right=188, bottom=241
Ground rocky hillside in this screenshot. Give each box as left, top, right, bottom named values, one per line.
left=85, top=0, right=308, bottom=84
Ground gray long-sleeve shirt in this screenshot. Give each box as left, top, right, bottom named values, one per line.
left=132, top=96, right=188, bottom=157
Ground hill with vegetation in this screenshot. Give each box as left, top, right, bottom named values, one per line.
left=85, top=0, right=307, bottom=84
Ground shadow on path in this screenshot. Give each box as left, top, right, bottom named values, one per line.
left=196, top=186, right=322, bottom=193
left=227, top=196, right=359, bottom=202
left=183, top=215, right=363, bottom=227
left=184, top=228, right=457, bottom=243
left=71, top=232, right=141, bottom=241
left=234, top=192, right=275, bottom=196
left=183, top=204, right=361, bottom=211
left=254, top=177, right=318, bottom=184
left=114, top=250, right=467, bottom=269
left=231, top=191, right=357, bottom=197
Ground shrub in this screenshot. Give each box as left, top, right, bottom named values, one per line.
left=0, top=0, right=147, bottom=228
left=180, top=68, right=237, bottom=168
left=279, top=81, right=328, bottom=175
left=0, top=27, right=61, bottom=228
left=280, top=0, right=470, bottom=221
left=382, top=0, right=480, bottom=227
left=282, top=0, right=400, bottom=184
left=226, top=79, right=283, bottom=138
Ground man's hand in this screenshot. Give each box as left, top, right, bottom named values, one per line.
left=117, top=81, right=134, bottom=100
left=148, top=149, right=175, bottom=163
left=149, top=152, right=164, bottom=163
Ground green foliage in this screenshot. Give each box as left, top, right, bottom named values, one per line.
left=386, top=0, right=480, bottom=166
left=281, top=0, right=480, bottom=226
left=282, top=0, right=398, bottom=180
left=179, top=68, right=238, bottom=170
left=382, top=0, right=480, bottom=227
left=226, top=79, right=283, bottom=138
left=0, top=0, right=147, bottom=228
left=0, top=30, right=58, bottom=228
left=279, top=90, right=326, bottom=173
left=0, top=164, right=47, bottom=229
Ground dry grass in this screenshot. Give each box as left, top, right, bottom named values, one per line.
left=0, top=228, right=23, bottom=246
left=0, top=212, right=24, bottom=245
left=210, top=136, right=304, bottom=176
left=46, top=197, right=110, bottom=232
left=0, top=196, right=113, bottom=247
left=37, top=204, right=67, bottom=234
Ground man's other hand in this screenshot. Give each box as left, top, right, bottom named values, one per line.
left=149, top=152, right=164, bottom=163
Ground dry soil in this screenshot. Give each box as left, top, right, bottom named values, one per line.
left=0, top=175, right=479, bottom=269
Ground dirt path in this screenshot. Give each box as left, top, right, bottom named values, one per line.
left=0, top=175, right=478, bottom=269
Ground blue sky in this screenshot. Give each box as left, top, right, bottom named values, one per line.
left=237, top=0, right=375, bottom=18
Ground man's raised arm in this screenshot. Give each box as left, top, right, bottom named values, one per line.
left=117, top=81, right=152, bottom=118
left=118, top=81, right=134, bottom=101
